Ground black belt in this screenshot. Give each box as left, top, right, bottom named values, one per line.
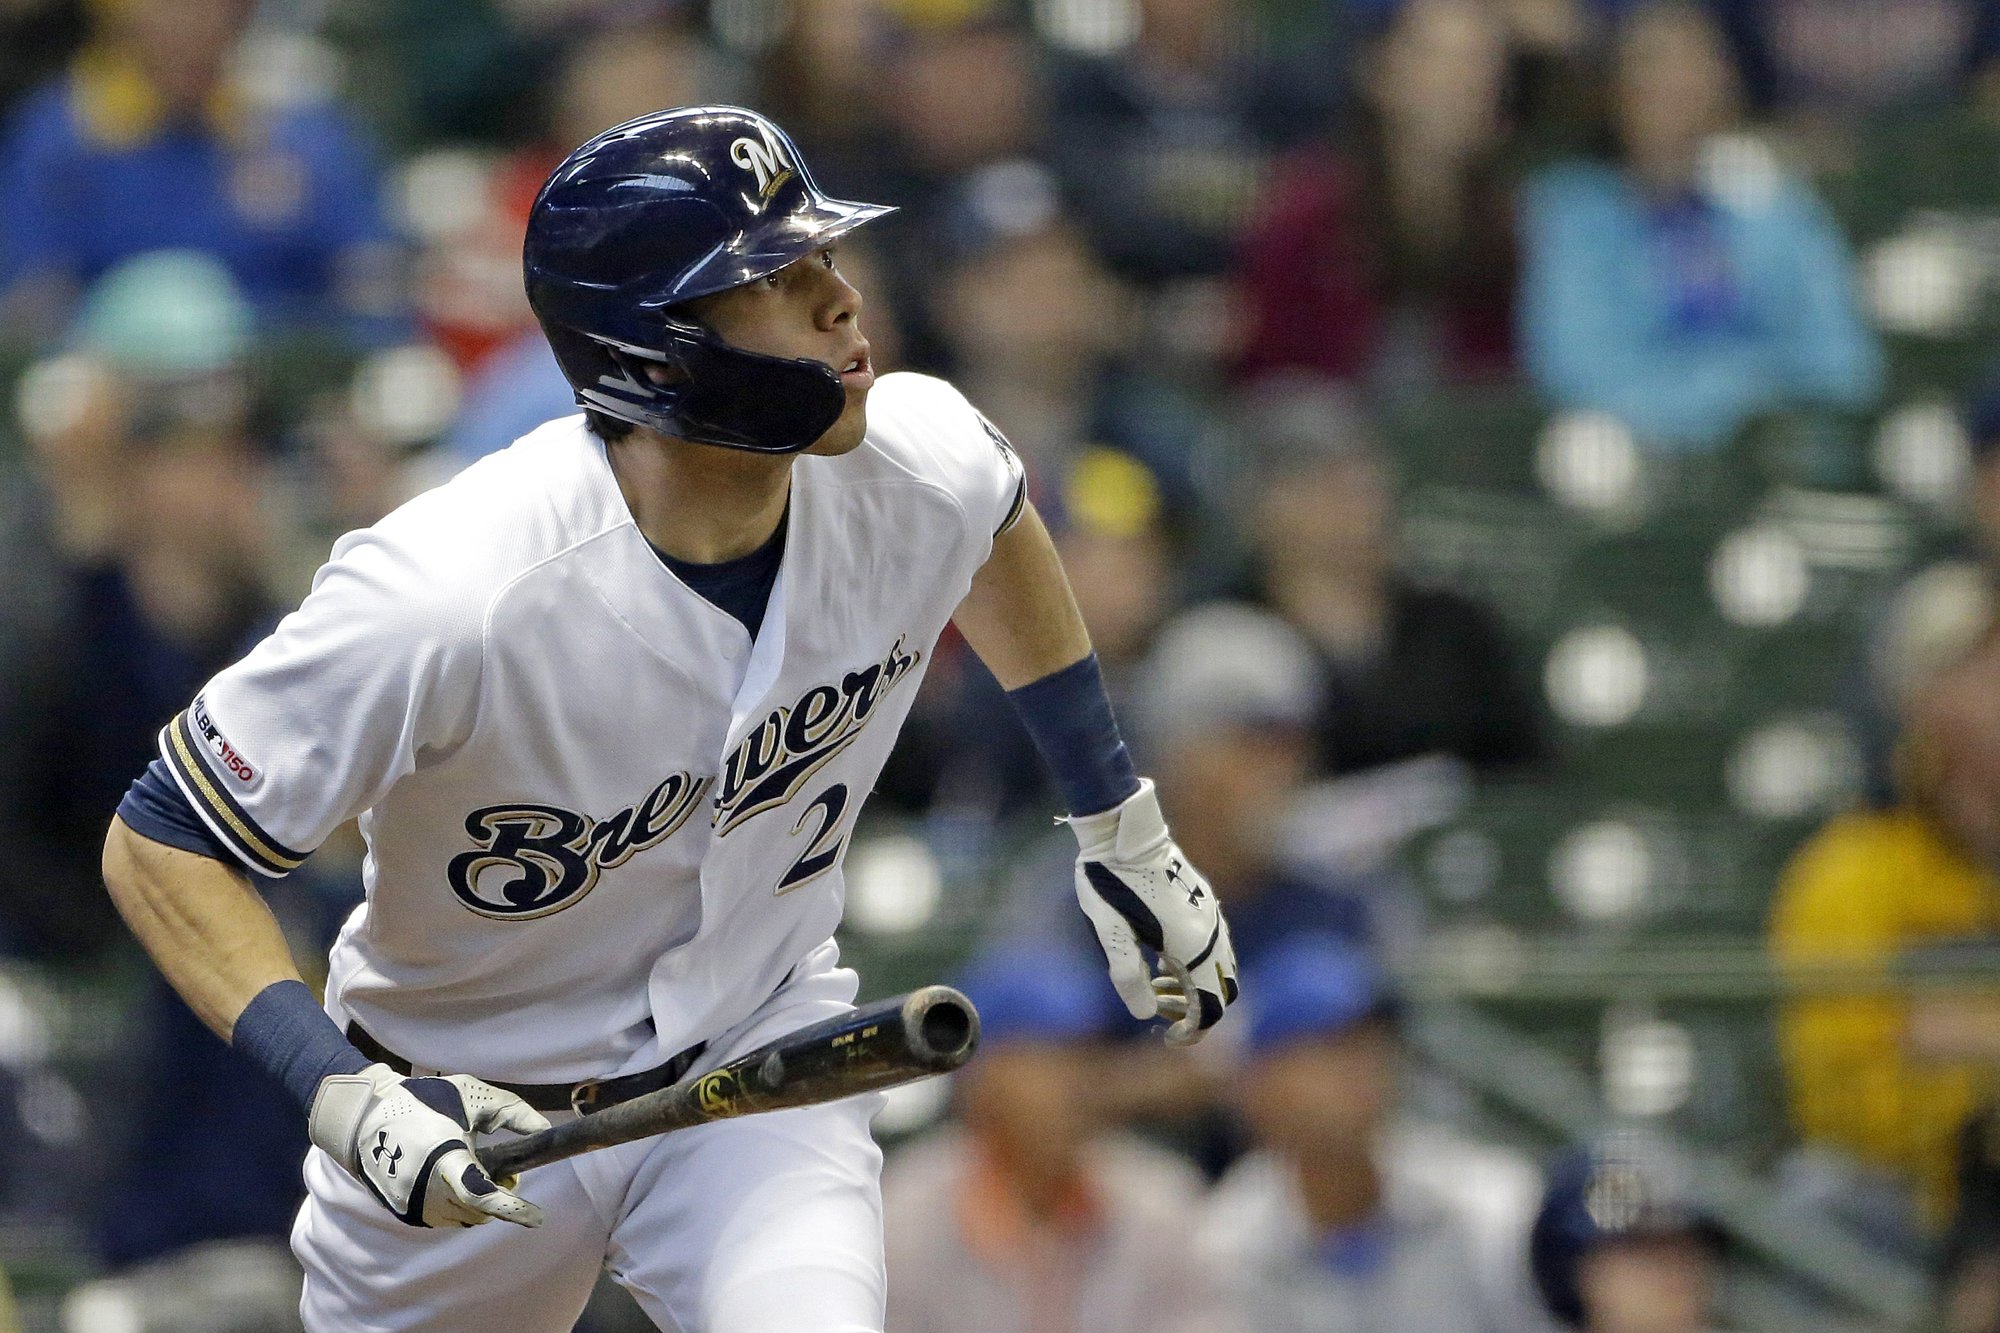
left=347, top=1023, right=707, bottom=1115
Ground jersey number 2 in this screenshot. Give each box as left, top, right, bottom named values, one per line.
left=778, top=784, right=849, bottom=894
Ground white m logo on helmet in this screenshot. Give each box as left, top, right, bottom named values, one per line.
left=729, top=125, right=795, bottom=202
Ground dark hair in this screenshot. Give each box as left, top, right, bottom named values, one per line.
left=584, top=407, right=636, bottom=442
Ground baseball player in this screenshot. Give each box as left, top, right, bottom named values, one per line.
left=99, top=106, right=1237, bottom=1333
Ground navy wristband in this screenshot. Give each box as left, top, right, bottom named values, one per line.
left=1004, top=653, right=1142, bottom=817
left=232, top=979, right=371, bottom=1109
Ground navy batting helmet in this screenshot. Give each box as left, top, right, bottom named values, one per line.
left=524, top=106, right=893, bottom=454
left=1530, top=1131, right=1721, bottom=1327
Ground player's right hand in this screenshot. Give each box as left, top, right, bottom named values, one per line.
left=308, top=1063, right=551, bottom=1229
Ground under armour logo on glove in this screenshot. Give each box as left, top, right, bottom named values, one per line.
left=1067, top=780, right=1240, bottom=1046
left=309, top=1065, right=552, bottom=1229
left=1165, top=858, right=1204, bottom=907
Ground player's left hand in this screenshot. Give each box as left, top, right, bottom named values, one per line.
left=1067, top=778, right=1239, bottom=1046
left=309, top=1064, right=552, bottom=1229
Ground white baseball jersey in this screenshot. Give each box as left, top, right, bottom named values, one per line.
left=159, top=371, right=1025, bottom=1083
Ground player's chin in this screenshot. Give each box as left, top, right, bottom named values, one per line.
left=802, top=393, right=869, bottom=457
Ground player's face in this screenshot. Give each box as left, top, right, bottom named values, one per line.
left=690, top=246, right=874, bottom=457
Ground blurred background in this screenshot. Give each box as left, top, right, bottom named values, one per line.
left=4, top=0, right=2000, bottom=1328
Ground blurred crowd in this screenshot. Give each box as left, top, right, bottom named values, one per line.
left=5, top=0, right=2000, bottom=1328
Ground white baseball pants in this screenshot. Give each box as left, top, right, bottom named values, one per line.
left=292, top=954, right=887, bottom=1333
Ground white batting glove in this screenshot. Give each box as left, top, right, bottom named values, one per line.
left=308, top=1064, right=551, bottom=1229
left=1069, top=778, right=1240, bottom=1046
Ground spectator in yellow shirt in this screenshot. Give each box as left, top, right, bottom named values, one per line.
left=1772, top=591, right=2000, bottom=1225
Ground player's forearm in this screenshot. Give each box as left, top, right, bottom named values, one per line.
left=956, top=501, right=1141, bottom=817
left=101, top=815, right=305, bottom=1040
left=952, top=502, right=1092, bottom=689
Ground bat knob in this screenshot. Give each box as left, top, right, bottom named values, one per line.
left=901, top=986, right=980, bottom=1071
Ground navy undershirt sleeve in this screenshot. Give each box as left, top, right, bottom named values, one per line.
left=117, top=758, right=238, bottom=865
left=1004, top=653, right=1142, bottom=817
left=651, top=509, right=789, bottom=639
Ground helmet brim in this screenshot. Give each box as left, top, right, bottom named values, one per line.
left=653, top=194, right=895, bottom=308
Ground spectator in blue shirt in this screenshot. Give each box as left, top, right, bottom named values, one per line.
left=1199, top=935, right=1557, bottom=1333
left=1518, top=0, right=1881, bottom=451
left=0, top=0, right=403, bottom=345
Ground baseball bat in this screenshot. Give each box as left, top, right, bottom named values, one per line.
left=475, top=985, right=979, bottom=1179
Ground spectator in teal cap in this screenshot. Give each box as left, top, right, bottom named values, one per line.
left=0, top=247, right=308, bottom=1276
left=1199, top=934, right=1558, bottom=1333
left=6, top=249, right=277, bottom=881
left=68, top=247, right=256, bottom=442
left=73, top=248, right=251, bottom=375
left=53, top=248, right=274, bottom=595
left=882, top=944, right=1222, bottom=1333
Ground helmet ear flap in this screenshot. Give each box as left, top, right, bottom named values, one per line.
left=666, top=328, right=848, bottom=452
left=551, top=317, right=847, bottom=454
left=605, top=345, right=691, bottom=394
